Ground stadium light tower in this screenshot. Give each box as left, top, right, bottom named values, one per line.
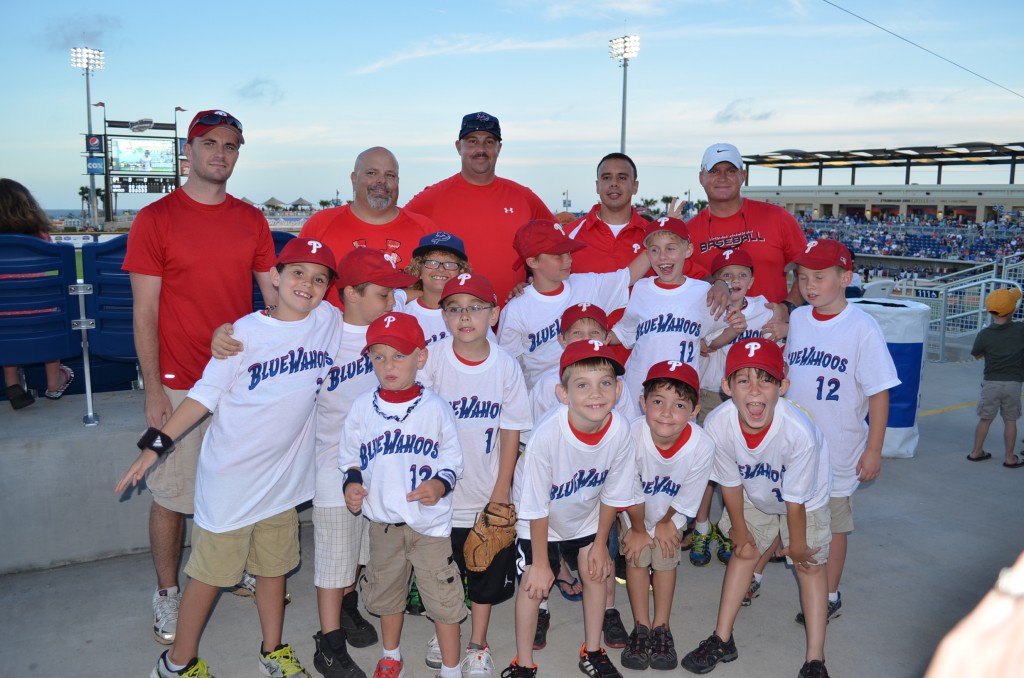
left=71, top=47, right=105, bottom=229
left=608, top=35, right=639, bottom=154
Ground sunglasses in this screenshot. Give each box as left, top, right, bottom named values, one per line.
left=188, top=113, right=243, bottom=136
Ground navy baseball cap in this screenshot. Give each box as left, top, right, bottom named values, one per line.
left=459, top=112, right=501, bottom=141
left=412, top=231, right=468, bottom=260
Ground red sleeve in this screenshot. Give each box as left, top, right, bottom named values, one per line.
left=299, top=210, right=330, bottom=240
left=122, top=205, right=165, bottom=276
left=252, top=214, right=276, bottom=272
left=779, top=209, right=808, bottom=263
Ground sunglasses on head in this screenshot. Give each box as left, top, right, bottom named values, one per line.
left=189, top=113, right=243, bottom=136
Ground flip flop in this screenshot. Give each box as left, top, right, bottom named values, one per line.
left=966, top=452, right=992, bottom=462
left=555, top=577, right=583, bottom=602
left=1003, top=457, right=1024, bottom=469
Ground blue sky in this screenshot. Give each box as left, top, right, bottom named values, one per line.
left=3, top=0, right=1022, bottom=214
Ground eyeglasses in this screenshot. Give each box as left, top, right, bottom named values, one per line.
left=443, top=305, right=494, bottom=316
left=188, top=112, right=244, bottom=136
left=422, top=260, right=462, bottom=271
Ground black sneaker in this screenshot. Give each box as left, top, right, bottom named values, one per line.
left=340, top=590, right=379, bottom=648
left=603, top=608, right=629, bottom=649
left=313, top=630, right=367, bottom=678
left=795, top=592, right=842, bottom=626
left=501, top=659, right=538, bottom=678
left=533, top=609, right=551, bottom=650
left=799, top=659, right=830, bottom=678
left=648, top=626, right=677, bottom=670
left=405, top=577, right=426, bottom=616
left=578, top=645, right=623, bottom=678
left=680, top=633, right=737, bottom=674
left=620, top=624, right=651, bottom=670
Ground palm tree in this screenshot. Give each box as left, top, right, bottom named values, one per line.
left=636, top=197, right=658, bottom=214
left=79, top=186, right=90, bottom=218
left=660, top=195, right=677, bottom=216
left=319, top=199, right=332, bottom=210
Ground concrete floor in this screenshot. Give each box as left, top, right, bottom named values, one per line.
left=2, top=358, right=1023, bottom=678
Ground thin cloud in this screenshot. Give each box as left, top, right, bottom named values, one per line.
left=356, top=33, right=601, bottom=74
left=536, top=0, right=682, bottom=20
left=43, top=14, right=121, bottom=51
left=236, top=78, right=284, bottom=104
left=857, top=88, right=912, bottom=104
left=714, top=99, right=773, bottom=124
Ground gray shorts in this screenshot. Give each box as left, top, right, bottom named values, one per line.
left=720, top=499, right=831, bottom=565
left=977, top=380, right=1022, bottom=420
left=147, top=387, right=208, bottom=514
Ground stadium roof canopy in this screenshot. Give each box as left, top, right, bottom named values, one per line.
left=743, top=142, right=1024, bottom=185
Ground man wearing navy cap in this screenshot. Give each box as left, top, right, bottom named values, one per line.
left=405, top=112, right=554, bottom=304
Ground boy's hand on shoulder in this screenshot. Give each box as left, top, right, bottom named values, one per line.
left=586, top=541, right=612, bottom=582
left=408, top=478, right=445, bottom=506
left=211, top=323, right=243, bottom=359
left=621, top=526, right=655, bottom=565
left=653, top=521, right=680, bottom=559
left=782, top=543, right=821, bottom=569
left=523, top=563, right=554, bottom=600
left=706, top=282, right=731, bottom=320
left=114, top=450, right=159, bottom=494
left=344, top=483, right=367, bottom=514
left=857, top=448, right=883, bottom=482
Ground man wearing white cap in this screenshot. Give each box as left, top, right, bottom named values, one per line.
left=684, top=143, right=807, bottom=307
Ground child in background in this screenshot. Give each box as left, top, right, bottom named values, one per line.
left=506, top=340, right=636, bottom=678
left=498, top=219, right=649, bottom=390
left=786, top=239, right=900, bottom=626
left=619, top=361, right=715, bottom=671
left=118, top=238, right=342, bottom=678
left=396, top=232, right=472, bottom=346
left=419, top=273, right=532, bottom=677
left=967, top=287, right=1024, bottom=468
left=611, top=217, right=746, bottom=419
left=341, top=312, right=465, bottom=678
left=681, top=339, right=833, bottom=678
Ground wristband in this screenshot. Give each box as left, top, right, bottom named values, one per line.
left=712, top=279, right=729, bottom=288
left=343, top=468, right=363, bottom=491
left=137, top=427, right=176, bottom=457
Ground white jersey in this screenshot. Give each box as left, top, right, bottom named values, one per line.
left=785, top=304, right=901, bottom=496
left=188, top=304, right=342, bottom=532
left=513, top=407, right=636, bottom=541
left=706, top=398, right=831, bottom=514
left=498, top=269, right=630, bottom=390
left=526, top=367, right=636, bottom=444
left=420, top=337, right=533, bottom=528
left=339, top=386, right=463, bottom=537
left=314, top=321, right=378, bottom=508
left=393, top=290, right=450, bottom=347
left=699, top=295, right=774, bottom=392
left=623, top=420, right=716, bottom=535
left=613, top=277, right=732, bottom=416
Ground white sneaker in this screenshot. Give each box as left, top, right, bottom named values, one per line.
left=460, top=646, right=493, bottom=678
left=425, top=634, right=442, bottom=669
left=152, top=587, right=181, bottom=645
left=231, top=570, right=291, bottom=605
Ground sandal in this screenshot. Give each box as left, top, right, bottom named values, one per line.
left=6, top=384, right=35, bottom=410
left=1003, top=456, right=1024, bottom=469
left=967, top=452, right=992, bottom=462
left=44, top=365, right=74, bottom=400
left=555, top=576, right=583, bottom=602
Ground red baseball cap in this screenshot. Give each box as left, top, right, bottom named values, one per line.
left=186, top=109, right=244, bottom=144
left=440, top=272, right=498, bottom=305
left=560, top=302, right=610, bottom=333
left=363, top=312, right=426, bottom=355
left=336, top=247, right=418, bottom=289
left=513, top=219, right=586, bottom=270
left=793, top=239, right=853, bottom=271
left=276, top=238, right=337, bottom=277
left=559, top=339, right=625, bottom=376
left=643, top=360, right=700, bottom=393
left=725, top=338, right=785, bottom=382
left=644, top=216, right=690, bottom=244
left=711, top=248, right=755, bottom=274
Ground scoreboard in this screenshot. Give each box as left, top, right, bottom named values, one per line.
left=110, top=176, right=177, bottom=194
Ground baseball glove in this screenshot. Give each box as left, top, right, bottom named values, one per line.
left=463, top=501, right=517, bottom=572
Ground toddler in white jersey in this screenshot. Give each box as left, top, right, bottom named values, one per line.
left=506, top=340, right=636, bottom=678
left=117, top=239, right=342, bottom=678
left=611, top=217, right=746, bottom=418
left=341, top=312, right=465, bottom=678
left=498, top=219, right=649, bottom=390
left=618, top=361, right=716, bottom=671
left=680, top=339, right=832, bottom=678
left=786, top=239, right=899, bottom=625
left=419, top=273, right=532, bottom=676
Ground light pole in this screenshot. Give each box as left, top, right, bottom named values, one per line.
left=70, top=47, right=105, bottom=230
left=608, top=35, right=639, bottom=154
left=174, top=107, right=186, bottom=188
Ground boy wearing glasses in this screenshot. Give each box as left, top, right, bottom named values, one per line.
left=394, top=231, right=473, bottom=346
left=417, top=273, right=532, bottom=677
left=497, top=219, right=649, bottom=391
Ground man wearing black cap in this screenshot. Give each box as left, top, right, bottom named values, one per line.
left=123, top=109, right=278, bottom=647
left=405, top=112, right=554, bottom=304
